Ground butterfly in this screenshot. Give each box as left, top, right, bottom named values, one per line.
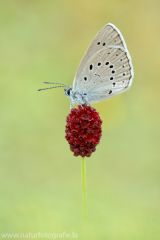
left=38, top=23, right=134, bottom=109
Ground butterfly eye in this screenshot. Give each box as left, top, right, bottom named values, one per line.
left=66, top=88, right=71, bottom=96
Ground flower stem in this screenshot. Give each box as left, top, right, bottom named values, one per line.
left=82, top=157, right=86, bottom=221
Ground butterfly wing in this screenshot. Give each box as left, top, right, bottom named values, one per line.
left=73, top=23, right=134, bottom=103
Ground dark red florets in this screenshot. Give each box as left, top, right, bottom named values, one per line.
left=65, top=104, right=102, bottom=157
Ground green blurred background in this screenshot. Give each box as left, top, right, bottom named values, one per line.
left=0, top=0, right=160, bottom=239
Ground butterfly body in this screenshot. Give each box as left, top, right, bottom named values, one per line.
left=64, top=87, right=88, bottom=105
left=38, top=23, right=134, bottom=108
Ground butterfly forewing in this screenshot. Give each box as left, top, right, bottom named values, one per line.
left=73, top=23, right=133, bottom=103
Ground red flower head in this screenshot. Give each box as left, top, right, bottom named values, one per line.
left=65, top=104, right=103, bottom=157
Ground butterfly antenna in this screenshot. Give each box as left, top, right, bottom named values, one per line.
left=37, top=82, right=70, bottom=91
left=43, top=82, right=69, bottom=87
left=37, top=85, right=66, bottom=91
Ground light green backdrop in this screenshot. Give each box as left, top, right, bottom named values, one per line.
left=0, top=0, right=160, bottom=239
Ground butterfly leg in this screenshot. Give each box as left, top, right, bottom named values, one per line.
left=87, top=103, right=92, bottom=107
left=70, top=102, right=76, bottom=110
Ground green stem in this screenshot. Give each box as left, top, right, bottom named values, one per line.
left=82, top=157, right=86, bottom=221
